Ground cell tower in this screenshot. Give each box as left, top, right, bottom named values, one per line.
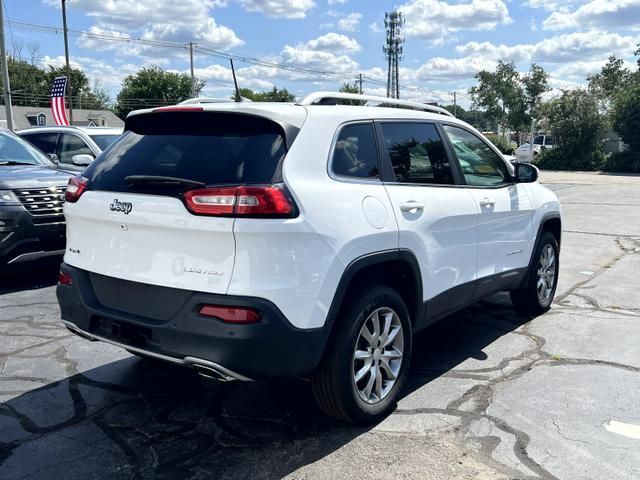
left=383, top=11, right=404, bottom=99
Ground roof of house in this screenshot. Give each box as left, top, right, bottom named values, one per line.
left=0, top=105, right=124, bottom=130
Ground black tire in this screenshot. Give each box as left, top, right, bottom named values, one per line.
left=510, top=231, right=559, bottom=315
left=311, top=286, right=412, bottom=424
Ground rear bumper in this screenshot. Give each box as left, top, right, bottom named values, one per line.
left=56, top=263, right=328, bottom=380
left=0, top=205, right=65, bottom=267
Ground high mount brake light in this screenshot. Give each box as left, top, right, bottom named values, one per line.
left=65, top=176, right=89, bottom=203
left=184, top=185, right=296, bottom=218
left=151, top=106, right=204, bottom=112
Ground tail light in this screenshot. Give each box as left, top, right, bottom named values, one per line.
left=58, top=271, right=73, bottom=286
left=199, top=305, right=262, bottom=324
left=65, top=176, right=89, bottom=203
left=184, top=185, right=296, bottom=217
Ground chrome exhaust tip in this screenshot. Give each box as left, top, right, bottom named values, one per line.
left=191, top=363, right=234, bottom=382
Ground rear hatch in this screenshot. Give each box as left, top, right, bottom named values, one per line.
left=63, top=108, right=299, bottom=294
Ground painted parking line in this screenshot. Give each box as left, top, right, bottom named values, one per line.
left=604, top=420, right=640, bottom=440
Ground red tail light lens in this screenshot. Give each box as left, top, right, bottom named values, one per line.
left=58, top=271, right=73, bottom=286
left=184, top=185, right=296, bottom=217
left=65, top=176, right=89, bottom=203
left=199, top=305, right=262, bottom=324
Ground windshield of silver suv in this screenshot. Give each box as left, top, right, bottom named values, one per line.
left=0, top=130, right=55, bottom=167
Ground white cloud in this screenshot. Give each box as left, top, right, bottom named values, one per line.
left=456, top=31, right=639, bottom=64
left=525, top=0, right=589, bottom=13
left=237, top=0, right=316, bottom=19
left=542, top=0, right=640, bottom=30
left=53, top=0, right=243, bottom=56
left=40, top=55, right=139, bottom=92
left=303, top=32, right=361, bottom=54
left=327, top=0, right=347, bottom=5
left=337, top=12, right=362, bottom=32
left=399, top=0, right=512, bottom=44
left=369, top=22, right=383, bottom=33
left=413, top=56, right=497, bottom=81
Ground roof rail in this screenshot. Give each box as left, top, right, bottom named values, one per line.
left=298, top=91, right=453, bottom=117
left=178, top=97, right=253, bottom=105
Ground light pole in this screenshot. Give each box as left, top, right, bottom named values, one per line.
left=0, top=0, right=14, bottom=130
left=61, top=0, right=73, bottom=124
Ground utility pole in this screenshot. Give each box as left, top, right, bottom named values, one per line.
left=383, top=11, right=404, bottom=99
left=453, top=91, right=457, bottom=117
left=61, top=0, right=73, bottom=124
left=189, top=42, right=196, bottom=98
left=0, top=0, right=14, bottom=130
left=357, top=73, right=363, bottom=94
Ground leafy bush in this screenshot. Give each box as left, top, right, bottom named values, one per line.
left=535, top=146, right=605, bottom=171
left=601, top=150, right=640, bottom=173
left=611, top=76, right=640, bottom=153
left=485, top=134, right=514, bottom=154
left=536, top=89, right=605, bottom=170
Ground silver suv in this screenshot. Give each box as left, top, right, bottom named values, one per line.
left=18, top=126, right=123, bottom=171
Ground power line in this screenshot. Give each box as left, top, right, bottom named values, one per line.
left=6, top=18, right=447, bottom=100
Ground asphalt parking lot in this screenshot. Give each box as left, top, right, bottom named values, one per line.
left=1, top=171, right=640, bottom=480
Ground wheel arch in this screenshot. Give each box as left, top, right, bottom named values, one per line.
left=323, top=249, right=423, bottom=340
left=520, top=212, right=562, bottom=289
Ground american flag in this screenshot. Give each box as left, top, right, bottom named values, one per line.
left=50, top=77, right=70, bottom=126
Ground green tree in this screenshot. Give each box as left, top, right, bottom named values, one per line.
left=469, top=61, right=527, bottom=134
left=537, top=89, right=605, bottom=170
left=337, top=81, right=364, bottom=105
left=522, top=63, right=551, bottom=120
left=115, top=65, right=204, bottom=118
left=229, top=86, right=294, bottom=102
left=612, top=74, right=640, bottom=151
left=469, top=62, right=549, bottom=141
left=588, top=55, right=631, bottom=110
left=441, top=105, right=490, bottom=131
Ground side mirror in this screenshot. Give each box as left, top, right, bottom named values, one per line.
left=71, top=154, right=94, bottom=166
left=515, top=163, right=539, bottom=183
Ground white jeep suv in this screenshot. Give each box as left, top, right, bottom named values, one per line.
left=57, top=92, right=561, bottom=423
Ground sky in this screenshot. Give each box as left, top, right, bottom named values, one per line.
left=4, top=0, right=640, bottom=107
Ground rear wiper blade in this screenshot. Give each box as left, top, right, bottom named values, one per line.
left=124, top=175, right=205, bottom=188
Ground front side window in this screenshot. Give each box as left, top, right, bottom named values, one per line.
left=331, top=123, right=379, bottom=179
left=380, top=122, right=454, bottom=185
left=443, top=125, right=510, bottom=187
left=59, top=134, right=94, bottom=164
left=22, top=133, right=58, bottom=156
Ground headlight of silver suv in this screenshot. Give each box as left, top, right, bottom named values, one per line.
left=0, top=190, right=20, bottom=205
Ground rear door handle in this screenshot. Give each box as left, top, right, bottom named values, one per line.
left=399, top=201, right=425, bottom=212
left=479, top=197, right=496, bottom=207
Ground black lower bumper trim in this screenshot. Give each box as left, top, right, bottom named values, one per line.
left=56, top=263, right=329, bottom=380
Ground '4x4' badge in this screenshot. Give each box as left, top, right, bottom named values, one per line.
left=110, top=199, right=133, bottom=215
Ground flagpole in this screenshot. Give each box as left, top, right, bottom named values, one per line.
left=0, top=0, right=14, bottom=131
left=61, top=0, right=73, bottom=124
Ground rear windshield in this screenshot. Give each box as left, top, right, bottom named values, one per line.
left=83, top=112, right=288, bottom=193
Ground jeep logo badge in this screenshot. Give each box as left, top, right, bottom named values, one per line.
left=110, top=199, right=133, bottom=215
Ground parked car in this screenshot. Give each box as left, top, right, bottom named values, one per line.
left=57, top=92, right=561, bottom=423
left=0, top=129, right=72, bottom=270
left=17, top=126, right=123, bottom=171
left=514, top=135, right=556, bottom=163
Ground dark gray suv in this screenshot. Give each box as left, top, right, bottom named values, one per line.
left=0, top=130, right=72, bottom=270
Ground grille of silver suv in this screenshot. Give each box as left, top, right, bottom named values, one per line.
left=13, top=186, right=66, bottom=222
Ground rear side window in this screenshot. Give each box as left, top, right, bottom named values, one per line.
left=84, top=112, right=288, bottom=193
left=380, top=122, right=454, bottom=185
left=22, top=133, right=58, bottom=156
left=331, top=123, right=379, bottom=180
left=90, top=134, right=120, bottom=151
